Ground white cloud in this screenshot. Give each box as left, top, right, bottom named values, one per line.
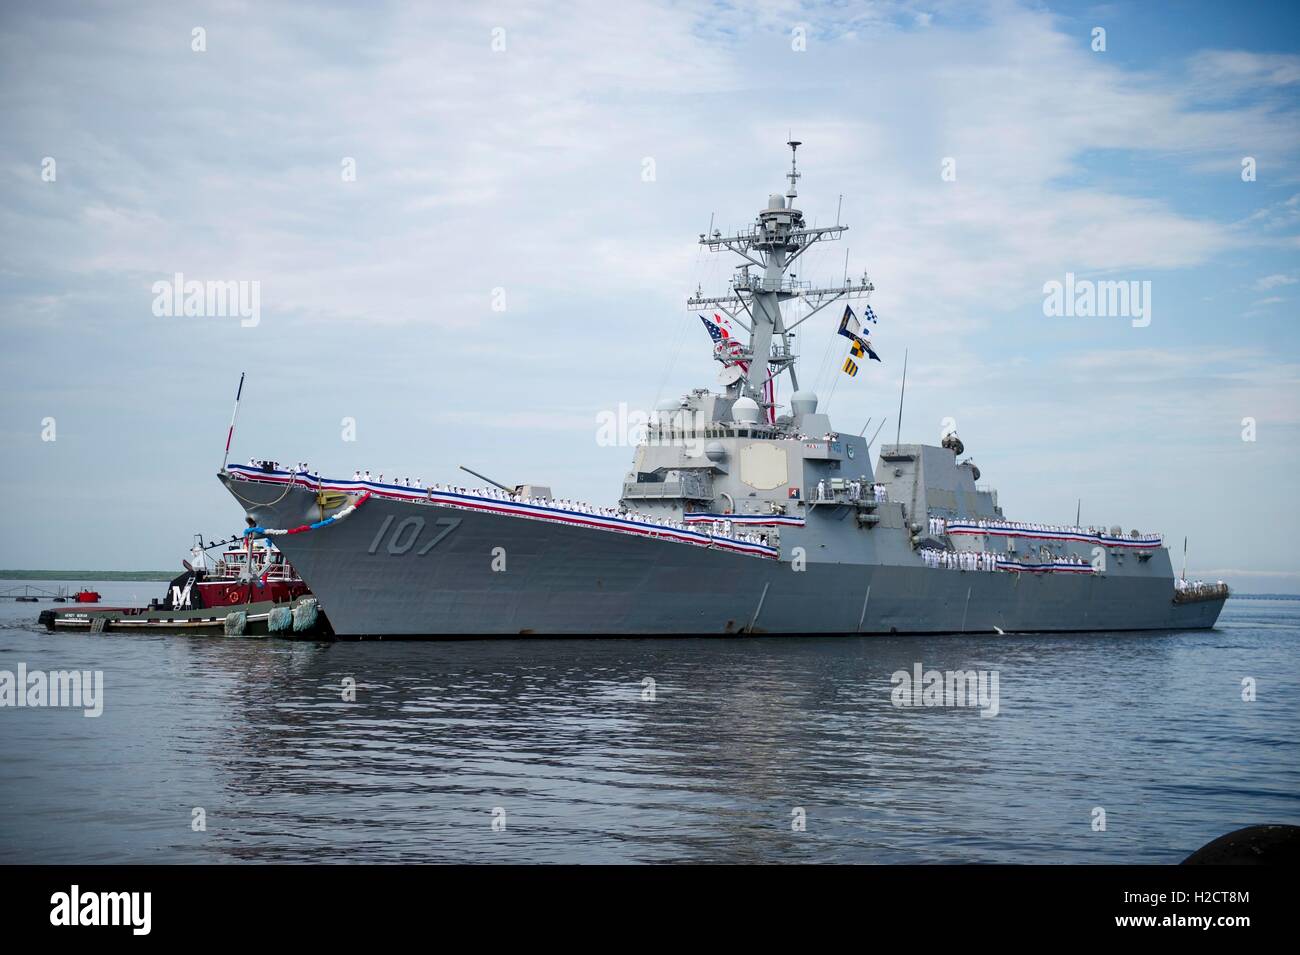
left=1255, top=273, right=1297, bottom=290
left=1187, top=50, right=1300, bottom=96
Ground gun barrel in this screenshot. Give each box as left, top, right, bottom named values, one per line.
left=458, top=465, right=514, bottom=493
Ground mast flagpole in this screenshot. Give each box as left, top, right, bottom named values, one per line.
left=868, top=417, right=888, bottom=450
left=894, top=349, right=908, bottom=448
left=221, top=372, right=246, bottom=472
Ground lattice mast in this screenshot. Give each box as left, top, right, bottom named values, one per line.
left=687, top=141, right=873, bottom=417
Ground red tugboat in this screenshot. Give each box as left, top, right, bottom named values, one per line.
left=40, top=535, right=321, bottom=634
left=73, top=589, right=101, bottom=603
left=172, top=534, right=311, bottom=609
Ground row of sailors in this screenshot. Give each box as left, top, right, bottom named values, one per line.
left=814, top=479, right=888, bottom=502
left=254, top=459, right=321, bottom=479
left=342, top=472, right=770, bottom=548
left=493, top=495, right=771, bottom=549
left=922, top=550, right=1093, bottom=571
left=352, top=470, right=425, bottom=488
left=1174, top=578, right=1227, bottom=593
left=921, top=549, right=1002, bottom=571
left=927, top=515, right=1158, bottom=541
left=1034, top=555, right=1091, bottom=567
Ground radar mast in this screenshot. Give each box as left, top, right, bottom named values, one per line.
left=688, top=141, right=874, bottom=421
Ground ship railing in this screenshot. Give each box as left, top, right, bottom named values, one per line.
left=622, top=476, right=714, bottom=501
left=809, top=487, right=888, bottom=505
left=937, top=518, right=1162, bottom=543
left=213, top=559, right=299, bottom=581
left=229, top=466, right=776, bottom=557
left=457, top=487, right=773, bottom=555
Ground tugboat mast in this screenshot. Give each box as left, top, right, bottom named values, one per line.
left=687, top=141, right=874, bottom=415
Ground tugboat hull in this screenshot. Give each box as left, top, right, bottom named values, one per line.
left=40, top=595, right=326, bottom=636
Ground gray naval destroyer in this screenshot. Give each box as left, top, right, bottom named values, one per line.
left=220, top=143, right=1228, bottom=636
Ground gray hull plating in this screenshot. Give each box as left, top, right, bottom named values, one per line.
left=223, top=478, right=1223, bottom=637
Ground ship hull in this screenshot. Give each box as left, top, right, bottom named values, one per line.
left=221, top=476, right=1225, bottom=637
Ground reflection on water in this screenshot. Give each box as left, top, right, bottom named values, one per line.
left=1, top=581, right=1297, bottom=863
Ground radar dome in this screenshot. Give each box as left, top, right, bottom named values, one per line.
left=654, top=398, right=683, bottom=426
left=733, top=397, right=761, bottom=424
left=705, top=441, right=726, bottom=462
left=791, top=390, right=818, bottom=418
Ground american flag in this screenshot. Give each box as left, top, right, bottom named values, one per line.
left=700, top=314, right=772, bottom=419
left=699, top=314, right=728, bottom=344
left=699, top=315, right=748, bottom=369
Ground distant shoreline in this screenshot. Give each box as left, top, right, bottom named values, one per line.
left=0, top=570, right=175, bottom=582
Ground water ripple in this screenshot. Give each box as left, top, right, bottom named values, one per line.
left=0, top=582, right=1297, bottom=863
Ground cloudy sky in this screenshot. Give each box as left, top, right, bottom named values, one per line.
left=2, top=0, right=1298, bottom=592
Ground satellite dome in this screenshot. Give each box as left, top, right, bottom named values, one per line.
left=705, top=441, right=726, bottom=462
left=733, top=397, right=761, bottom=423
left=654, top=398, right=685, bottom=426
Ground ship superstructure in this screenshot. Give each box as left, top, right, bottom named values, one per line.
left=219, top=144, right=1227, bottom=636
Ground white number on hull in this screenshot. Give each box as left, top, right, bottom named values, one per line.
left=367, top=515, right=462, bottom=555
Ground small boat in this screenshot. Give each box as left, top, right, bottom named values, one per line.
left=166, top=533, right=313, bottom=610
left=39, top=534, right=326, bottom=636
left=72, top=589, right=101, bottom=603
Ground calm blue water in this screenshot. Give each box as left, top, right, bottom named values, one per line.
left=0, top=579, right=1296, bottom=863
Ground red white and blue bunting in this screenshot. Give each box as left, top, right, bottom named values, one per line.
left=683, top=513, right=806, bottom=527
left=996, top=559, right=1095, bottom=574
left=228, top=465, right=779, bottom=560
left=245, top=491, right=372, bottom=538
